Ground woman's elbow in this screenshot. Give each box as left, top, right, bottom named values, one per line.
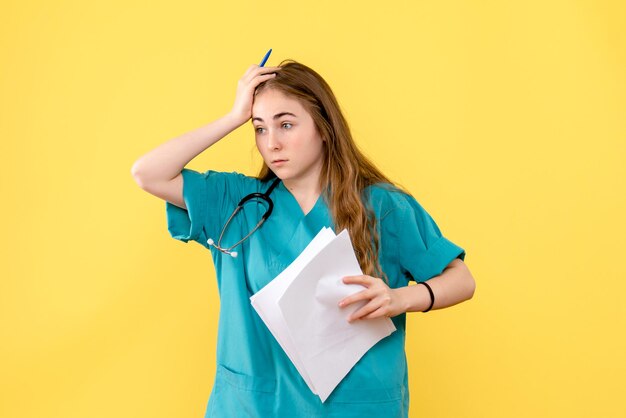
left=467, top=275, right=476, bottom=300
left=455, top=259, right=476, bottom=301
left=464, top=268, right=476, bottom=301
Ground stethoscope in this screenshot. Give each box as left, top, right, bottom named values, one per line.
left=207, top=177, right=281, bottom=258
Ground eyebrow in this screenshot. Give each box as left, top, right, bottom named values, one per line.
left=251, top=112, right=297, bottom=123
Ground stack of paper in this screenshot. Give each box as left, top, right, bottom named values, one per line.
left=250, top=228, right=397, bottom=402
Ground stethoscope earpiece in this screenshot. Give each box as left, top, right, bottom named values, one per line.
left=208, top=237, right=238, bottom=257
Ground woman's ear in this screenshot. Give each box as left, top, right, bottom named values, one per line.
left=317, top=128, right=327, bottom=142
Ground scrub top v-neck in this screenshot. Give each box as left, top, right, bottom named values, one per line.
left=165, top=168, right=466, bottom=418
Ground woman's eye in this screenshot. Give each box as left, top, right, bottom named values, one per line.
left=255, top=124, right=290, bottom=133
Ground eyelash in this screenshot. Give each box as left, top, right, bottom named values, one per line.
left=255, top=122, right=292, bottom=134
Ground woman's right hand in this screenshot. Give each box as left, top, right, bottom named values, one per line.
left=228, top=64, right=281, bottom=126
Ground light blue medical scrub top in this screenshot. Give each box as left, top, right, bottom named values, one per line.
left=165, top=168, right=466, bottom=418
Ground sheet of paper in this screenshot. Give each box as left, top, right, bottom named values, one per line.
left=250, top=227, right=336, bottom=393
left=277, top=229, right=396, bottom=402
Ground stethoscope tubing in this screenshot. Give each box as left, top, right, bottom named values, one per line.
left=207, top=177, right=281, bottom=257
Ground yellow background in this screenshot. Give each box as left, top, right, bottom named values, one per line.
left=1, top=1, right=624, bottom=417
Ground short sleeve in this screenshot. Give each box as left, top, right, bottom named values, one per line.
left=165, top=168, right=251, bottom=250
left=385, top=191, right=466, bottom=282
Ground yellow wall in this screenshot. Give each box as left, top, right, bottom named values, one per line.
left=1, top=1, right=624, bottom=417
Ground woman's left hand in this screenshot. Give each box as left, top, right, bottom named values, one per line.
left=338, top=275, right=407, bottom=322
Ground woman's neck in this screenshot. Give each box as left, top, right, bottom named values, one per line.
left=282, top=176, right=322, bottom=215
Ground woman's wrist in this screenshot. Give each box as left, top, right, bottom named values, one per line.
left=222, top=111, right=243, bottom=129
left=396, top=283, right=433, bottom=313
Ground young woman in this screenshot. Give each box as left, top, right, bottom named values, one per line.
left=132, top=59, right=476, bottom=417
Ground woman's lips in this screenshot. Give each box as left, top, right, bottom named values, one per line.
left=272, top=159, right=288, bottom=166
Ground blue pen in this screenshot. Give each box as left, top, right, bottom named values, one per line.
left=259, top=49, right=272, bottom=67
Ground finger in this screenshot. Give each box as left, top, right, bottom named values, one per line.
left=362, top=306, right=390, bottom=320
left=248, top=71, right=280, bottom=91
left=342, top=275, right=373, bottom=286
left=348, top=299, right=383, bottom=322
left=338, top=289, right=373, bottom=308
left=244, top=64, right=258, bottom=76
left=258, top=65, right=282, bottom=71
left=254, top=65, right=282, bottom=76
left=254, top=72, right=277, bottom=84
left=243, top=66, right=280, bottom=84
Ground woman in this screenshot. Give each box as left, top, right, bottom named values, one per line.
left=131, top=59, right=476, bottom=417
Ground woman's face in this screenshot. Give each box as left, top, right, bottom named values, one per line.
left=251, top=88, right=325, bottom=187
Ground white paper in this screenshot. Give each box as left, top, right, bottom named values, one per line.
left=250, top=227, right=336, bottom=393
left=250, top=228, right=396, bottom=402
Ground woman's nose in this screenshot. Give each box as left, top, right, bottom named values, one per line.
left=267, top=131, right=282, bottom=150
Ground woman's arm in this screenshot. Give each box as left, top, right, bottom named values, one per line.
left=130, top=113, right=242, bottom=209
left=130, top=65, right=281, bottom=206
left=131, top=113, right=243, bottom=186
left=396, top=258, right=475, bottom=313
left=339, top=258, right=476, bottom=322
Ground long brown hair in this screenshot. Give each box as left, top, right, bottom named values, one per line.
left=255, top=60, right=401, bottom=279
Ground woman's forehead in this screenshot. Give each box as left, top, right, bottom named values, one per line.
left=252, top=89, right=307, bottom=119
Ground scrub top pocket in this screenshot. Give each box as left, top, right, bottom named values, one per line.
left=322, top=384, right=407, bottom=418
left=206, top=364, right=277, bottom=418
